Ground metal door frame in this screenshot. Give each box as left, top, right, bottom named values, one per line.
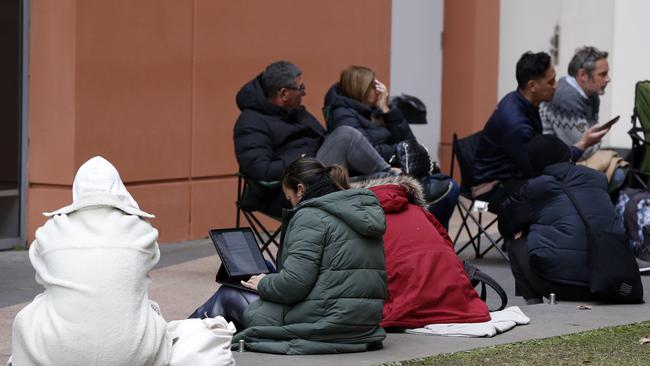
left=0, top=0, right=29, bottom=249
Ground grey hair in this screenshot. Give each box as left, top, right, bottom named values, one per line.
left=567, top=46, right=608, bottom=77
left=261, top=61, right=302, bottom=98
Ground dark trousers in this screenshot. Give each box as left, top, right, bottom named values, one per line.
left=475, top=179, right=527, bottom=215
left=425, top=178, right=460, bottom=229
left=188, top=286, right=259, bottom=330
left=508, top=237, right=594, bottom=302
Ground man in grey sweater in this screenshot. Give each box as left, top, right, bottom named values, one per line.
left=540, top=46, right=610, bottom=160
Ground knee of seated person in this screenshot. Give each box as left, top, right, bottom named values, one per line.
left=329, top=125, right=362, bottom=141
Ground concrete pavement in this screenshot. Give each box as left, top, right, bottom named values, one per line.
left=2, top=207, right=650, bottom=365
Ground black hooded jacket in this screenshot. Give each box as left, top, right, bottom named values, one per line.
left=499, top=163, right=622, bottom=286
left=234, top=74, right=326, bottom=182
left=233, top=74, right=326, bottom=216
left=323, top=83, right=414, bottom=162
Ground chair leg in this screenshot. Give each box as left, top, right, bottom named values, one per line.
left=242, top=210, right=280, bottom=264
left=236, top=176, right=244, bottom=228
left=454, top=201, right=482, bottom=256
left=453, top=201, right=508, bottom=261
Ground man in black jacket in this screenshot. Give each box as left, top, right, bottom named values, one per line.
left=234, top=61, right=390, bottom=216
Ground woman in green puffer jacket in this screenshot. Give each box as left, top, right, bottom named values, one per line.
left=234, top=157, right=388, bottom=354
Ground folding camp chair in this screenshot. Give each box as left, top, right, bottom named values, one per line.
left=235, top=174, right=282, bottom=264
left=628, top=80, right=650, bottom=188
left=449, top=132, right=508, bottom=261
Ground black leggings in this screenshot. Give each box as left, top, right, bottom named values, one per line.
left=475, top=179, right=527, bottom=215
left=188, top=286, right=259, bottom=330
left=508, top=237, right=594, bottom=302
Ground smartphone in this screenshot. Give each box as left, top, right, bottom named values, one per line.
left=596, top=115, right=620, bottom=131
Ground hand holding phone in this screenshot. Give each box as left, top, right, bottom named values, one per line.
left=595, top=115, right=620, bottom=131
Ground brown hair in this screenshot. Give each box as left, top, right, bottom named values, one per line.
left=339, top=65, right=375, bottom=103
left=281, top=158, right=349, bottom=192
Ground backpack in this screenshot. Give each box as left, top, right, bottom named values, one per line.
left=563, top=184, right=643, bottom=304
left=616, top=188, right=650, bottom=261
left=463, top=261, right=508, bottom=311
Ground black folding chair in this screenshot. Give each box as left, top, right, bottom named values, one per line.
left=235, top=173, right=282, bottom=264
left=449, top=132, right=507, bottom=261
left=627, top=80, right=650, bottom=188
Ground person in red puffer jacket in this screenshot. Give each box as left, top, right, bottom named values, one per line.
left=353, top=175, right=490, bottom=329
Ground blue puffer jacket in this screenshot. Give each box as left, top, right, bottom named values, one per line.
left=498, top=162, right=622, bottom=286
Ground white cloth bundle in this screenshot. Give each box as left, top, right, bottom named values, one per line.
left=168, top=317, right=237, bottom=366
left=406, top=306, right=530, bottom=337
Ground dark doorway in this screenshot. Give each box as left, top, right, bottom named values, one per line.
left=0, top=0, right=26, bottom=249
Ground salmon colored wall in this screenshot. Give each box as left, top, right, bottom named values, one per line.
left=28, top=0, right=76, bottom=185
left=27, top=0, right=391, bottom=243
left=26, top=187, right=69, bottom=243
left=440, top=0, right=499, bottom=180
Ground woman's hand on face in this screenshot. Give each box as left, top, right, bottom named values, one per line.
left=241, top=273, right=267, bottom=291
left=374, top=80, right=390, bottom=113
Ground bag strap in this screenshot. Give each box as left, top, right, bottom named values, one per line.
left=554, top=178, right=595, bottom=243
left=464, top=261, right=508, bottom=311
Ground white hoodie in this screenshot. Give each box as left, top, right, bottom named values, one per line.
left=11, top=156, right=171, bottom=366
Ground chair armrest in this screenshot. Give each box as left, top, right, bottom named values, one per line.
left=237, top=172, right=281, bottom=189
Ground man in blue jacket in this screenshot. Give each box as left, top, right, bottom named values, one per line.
left=472, top=51, right=607, bottom=213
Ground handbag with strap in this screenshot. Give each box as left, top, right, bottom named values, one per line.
left=556, top=179, right=644, bottom=303
left=463, top=261, right=508, bottom=311
left=393, top=139, right=436, bottom=178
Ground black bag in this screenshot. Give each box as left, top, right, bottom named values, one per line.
left=463, top=261, right=508, bottom=311
left=558, top=180, right=644, bottom=303
left=393, top=139, right=434, bottom=178
left=389, top=94, right=428, bottom=124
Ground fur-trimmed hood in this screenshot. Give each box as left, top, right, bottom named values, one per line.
left=351, top=175, right=427, bottom=210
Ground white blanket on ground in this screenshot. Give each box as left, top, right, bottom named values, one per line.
left=405, top=306, right=530, bottom=337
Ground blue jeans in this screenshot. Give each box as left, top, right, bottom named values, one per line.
left=317, top=126, right=390, bottom=175
left=426, top=178, right=460, bottom=229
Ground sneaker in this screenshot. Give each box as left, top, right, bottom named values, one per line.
left=525, top=297, right=543, bottom=305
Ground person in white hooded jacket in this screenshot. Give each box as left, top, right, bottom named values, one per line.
left=11, top=156, right=172, bottom=366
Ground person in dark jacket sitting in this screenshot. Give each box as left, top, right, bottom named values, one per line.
left=192, top=158, right=388, bottom=354
left=499, top=135, right=622, bottom=304
left=233, top=61, right=391, bottom=218
left=323, top=65, right=459, bottom=228
left=473, top=51, right=607, bottom=214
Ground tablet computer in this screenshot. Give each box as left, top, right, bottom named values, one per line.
left=208, top=228, right=269, bottom=292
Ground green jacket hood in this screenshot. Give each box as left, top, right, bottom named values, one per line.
left=293, top=188, right=385, bottom=239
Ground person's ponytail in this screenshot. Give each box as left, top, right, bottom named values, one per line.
left=326, top=165, right=350, bottom=190
left=282, top=158, right=350, bottom=197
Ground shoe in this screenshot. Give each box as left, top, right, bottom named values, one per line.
left=525, top=297, right=543, bottom=305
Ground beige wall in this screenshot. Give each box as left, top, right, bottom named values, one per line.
left=440, top=0, right=499, bottom=179
left=27, top=0, right=391, bottom=243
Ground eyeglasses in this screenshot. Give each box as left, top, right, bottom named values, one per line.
left=284, top=83, right=306, bottom=93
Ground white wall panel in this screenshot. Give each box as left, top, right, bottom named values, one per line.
left=390, top=0, right=444, bottom=160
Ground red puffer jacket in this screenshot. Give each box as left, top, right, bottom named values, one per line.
left=358, top=176, right=490, bottom=327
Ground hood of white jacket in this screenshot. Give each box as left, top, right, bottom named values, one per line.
left=44, top=156, right=154, bottom=218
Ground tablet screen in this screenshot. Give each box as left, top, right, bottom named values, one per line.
left=210, top=229, right=269, bottom=277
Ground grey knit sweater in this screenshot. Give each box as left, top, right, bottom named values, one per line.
left=540, top=77, right=600, bottom=160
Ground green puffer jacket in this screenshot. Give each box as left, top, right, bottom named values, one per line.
left=232, top=188, right=387, bottom=354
